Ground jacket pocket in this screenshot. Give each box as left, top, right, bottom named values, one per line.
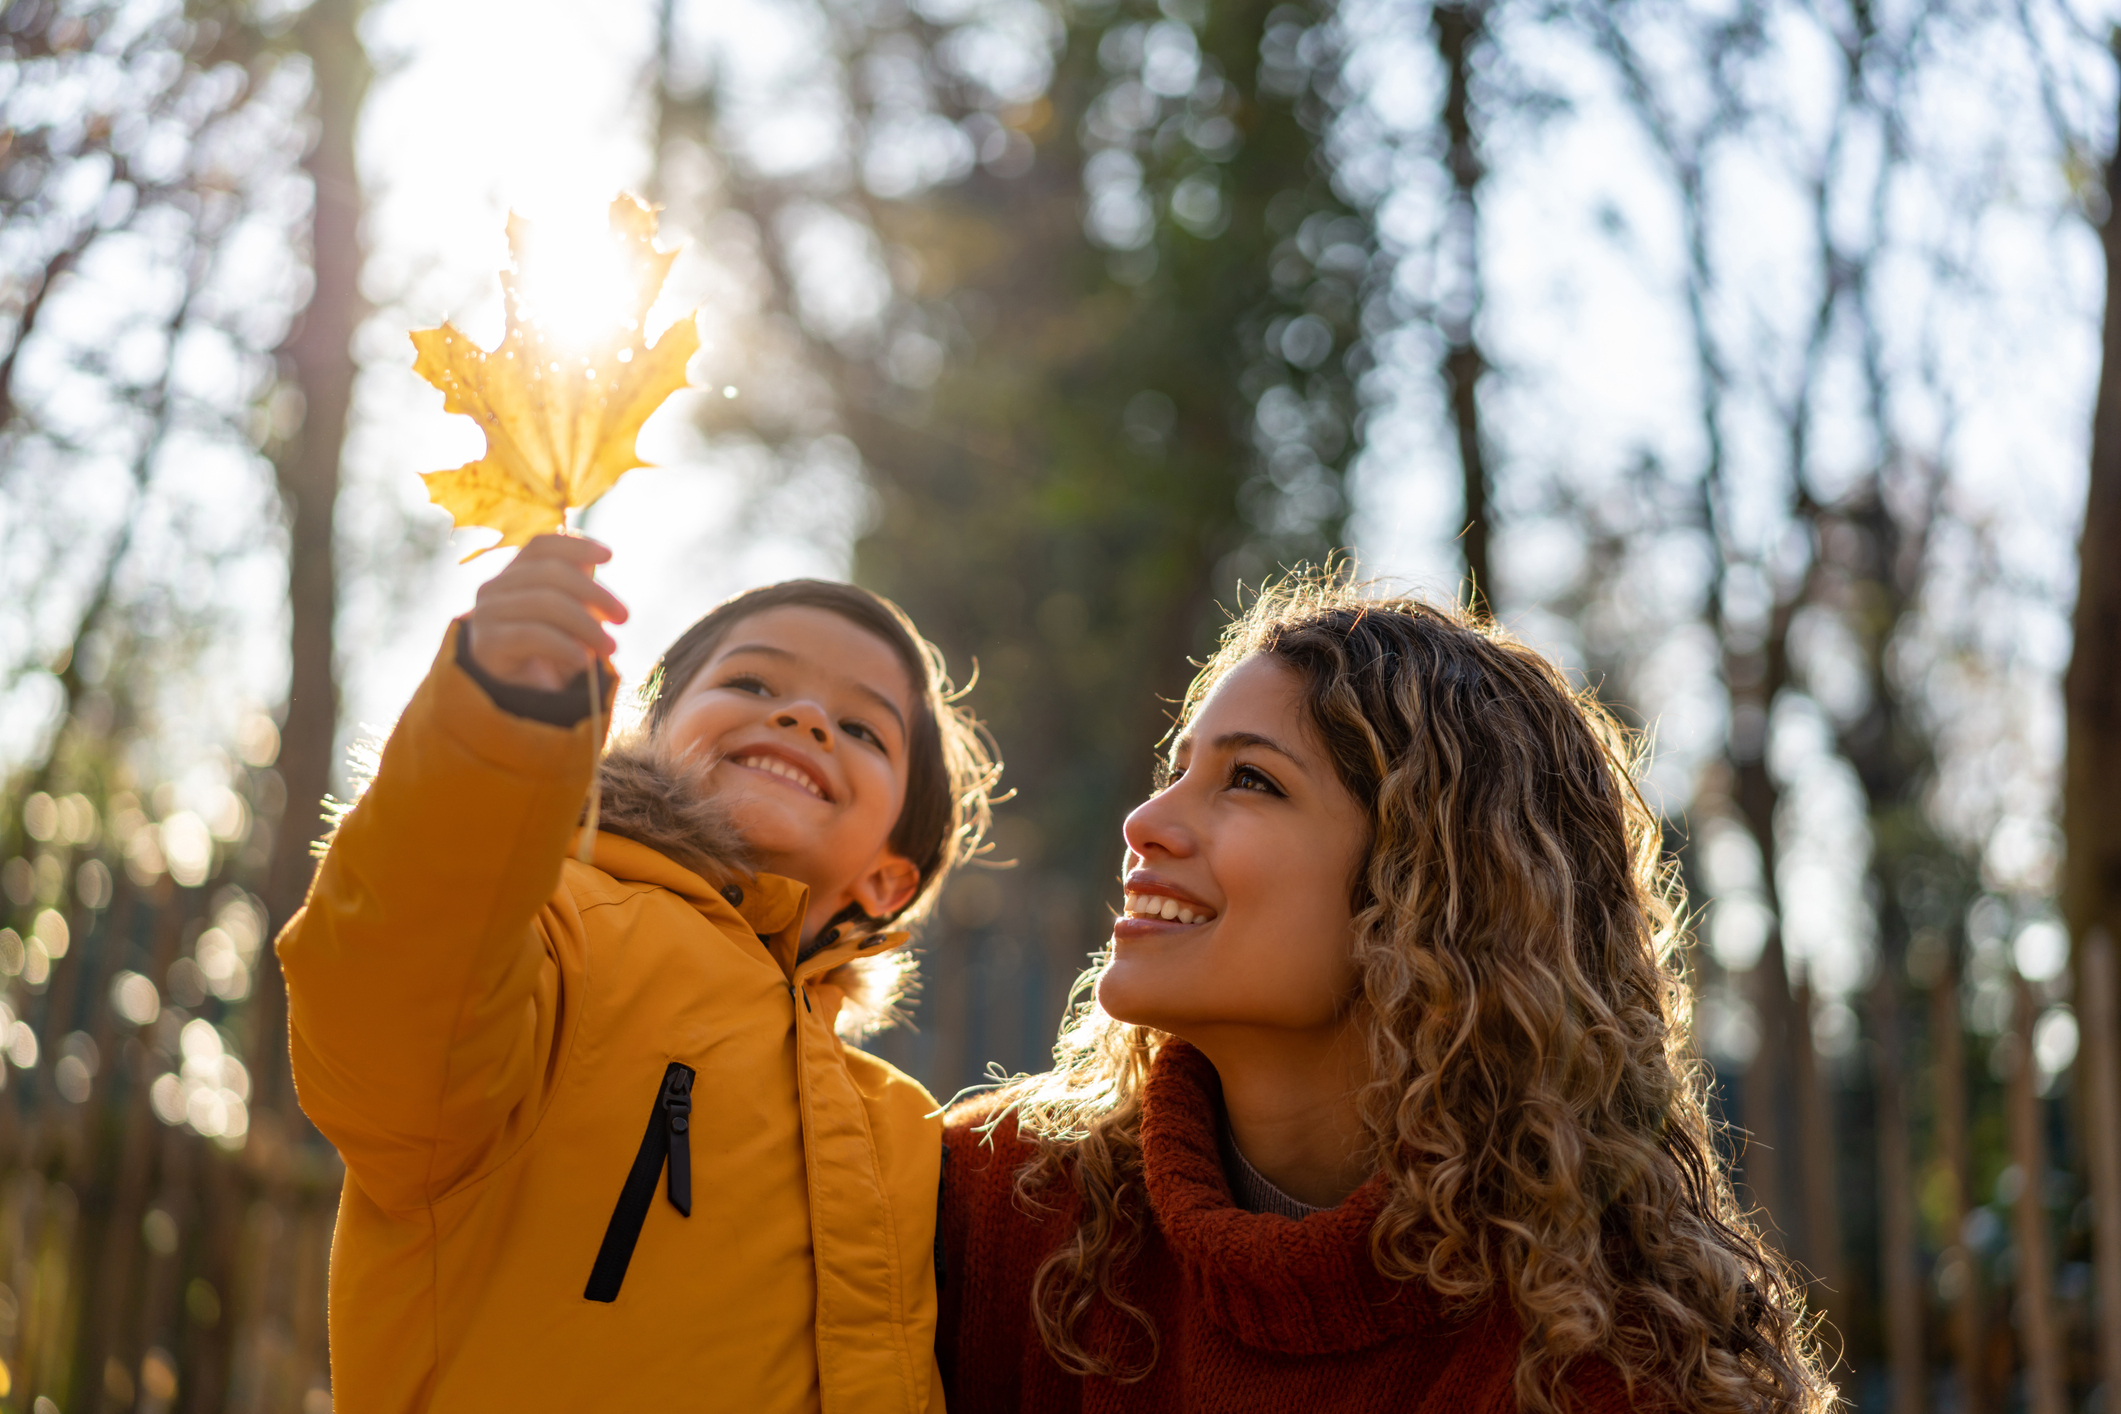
left=583, top=1060, right=695, bottom=1303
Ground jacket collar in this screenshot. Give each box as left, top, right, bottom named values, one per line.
left=583, top=830, right=909, bottom=985
left=1140, top=1039, right=1449, bottom=1354
left=585, top=830, right=804, bottom=954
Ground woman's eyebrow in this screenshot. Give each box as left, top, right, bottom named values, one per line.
left=1211, top=730, right=1308, bottom=770
left=718, top=643, right=908, bottom=735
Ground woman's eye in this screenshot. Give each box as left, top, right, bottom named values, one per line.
left=1230, top=764, right=1282, bottom=795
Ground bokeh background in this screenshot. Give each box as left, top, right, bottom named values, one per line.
left=1, top=0, right=2117, bottom=1407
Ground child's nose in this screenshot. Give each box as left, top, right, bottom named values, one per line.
left=773, top=701, right=831, bottom=746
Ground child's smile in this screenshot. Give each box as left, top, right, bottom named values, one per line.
left=730, top=746, right=832, bottom=801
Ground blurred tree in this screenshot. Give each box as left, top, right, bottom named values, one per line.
left=255, top=0, right=367, bottom=1105
left=1430, top=0, right=1492, bottom=606
left=2062, top=36, right=2121, bottom=985
left=1577, top=0, right=1830, bottom=1311
left=0, top=0, right=364, bottom=1405
left=2070, top=48, right=2121, bottom=1404
left=237, top=7, right=369, bottom=1408
left=1544, top=0, right=2073, bottom=1400
left=654, top=0, right=1386, bottom=1093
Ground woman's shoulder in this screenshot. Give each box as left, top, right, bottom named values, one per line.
left=942, top=1087, right=1039, bottom=1173
left=940, top=1087, right=1081, bottom=1225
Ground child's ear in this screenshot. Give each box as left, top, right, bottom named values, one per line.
left=851, top=849, right=921, bottom=922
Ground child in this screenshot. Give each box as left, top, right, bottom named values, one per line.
left=278, top=533, right=995, bottom=1412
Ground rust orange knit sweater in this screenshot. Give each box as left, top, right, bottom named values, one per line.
left=937, top=1041, right=1636, bottom=1413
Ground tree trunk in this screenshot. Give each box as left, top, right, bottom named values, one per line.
left=1745, top=930, right=1796, bottom=1245
left=2008, top=974, right=2065, bottom=1414
left=1432, top=0, right=1491, bottom=608
left=244, top=4, right=367, bottom=1407
left=257, top=0, right=369, bottom=1120
left=1791, top=972, right=1845, bottom=1346
left=2069, top=53, right=2121, bottom=1414
left=1932, top=949, right=1986, bottom=1414
left=2066, top=47, right=2121, bottom=1024
left=2080, top=928, right=2121, bottom=1404
left=1871, top=963, right=1925, bottom=1414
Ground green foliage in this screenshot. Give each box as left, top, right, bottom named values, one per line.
left=783, top=0, right=1382, bottom=1086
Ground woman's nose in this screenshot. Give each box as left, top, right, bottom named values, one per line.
left=1123, top=788, right=1194, bottom=860
left=773, top=699, right=831, bottom=746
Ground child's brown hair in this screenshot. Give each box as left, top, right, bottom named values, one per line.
left=641, top=580, right=999, bottom=927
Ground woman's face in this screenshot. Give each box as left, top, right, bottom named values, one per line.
left=1098, top=653, right=1370, bottom=1043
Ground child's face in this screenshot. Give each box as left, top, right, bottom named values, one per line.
left=660, top=606, right=921, bottom=938
left=1098, top=653, right=1368, bottom=1046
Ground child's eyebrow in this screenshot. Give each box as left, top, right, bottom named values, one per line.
left=719, top=643, right=909, bottom=737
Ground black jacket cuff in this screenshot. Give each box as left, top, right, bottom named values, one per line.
left=454, top=620, right=613, bottom=728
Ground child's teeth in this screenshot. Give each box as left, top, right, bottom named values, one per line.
left=741, top=756, right=821, bottom=798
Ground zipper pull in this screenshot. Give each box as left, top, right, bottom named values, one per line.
left=662, top=1066, right=693, bottom=1217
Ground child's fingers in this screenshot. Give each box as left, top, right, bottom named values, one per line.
left=476, top=622, right=598, bottom=690
left=496, top=557, right=629, bottom=624
left=481, top=586, right=618, bottom=657
left=516, top=532, right=613, bottom=568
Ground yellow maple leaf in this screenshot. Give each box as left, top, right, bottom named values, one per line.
left=412, top=194, right=700, bottom=559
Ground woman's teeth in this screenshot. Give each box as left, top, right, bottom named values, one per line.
left=734, top=754, right=825, bottom=800
left=1123, top=893, right=1214, bottom=925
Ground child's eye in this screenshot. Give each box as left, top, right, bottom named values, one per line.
left=720, top=674, right=771, bottom=696
left=1154, top=761, right=1182, bottom=791
left=1229, top=764, right=1283, bottom=796
left=842, top=720, right=886, bottom=750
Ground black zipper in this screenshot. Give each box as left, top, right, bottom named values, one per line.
left=583, top=1061, right=695, bottom=1303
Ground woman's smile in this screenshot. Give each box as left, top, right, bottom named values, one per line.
left=1116, top=874, right=1220, bottom=936
left=1120, top=893, right=1215, bottom=924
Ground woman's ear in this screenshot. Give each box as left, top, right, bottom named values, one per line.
left=851, top=849, right=921, bottom=921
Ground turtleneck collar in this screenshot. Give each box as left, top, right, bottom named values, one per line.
left=1219, top=1118, right=1331, bottom=1220
left=1139, top=1039, right=1448, bottom=1355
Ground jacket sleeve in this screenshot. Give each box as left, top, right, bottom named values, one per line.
left=276, top=620, right=608, bottom=1212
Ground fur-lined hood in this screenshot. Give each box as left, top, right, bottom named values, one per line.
left=595, top=733, right=919, bottom=1043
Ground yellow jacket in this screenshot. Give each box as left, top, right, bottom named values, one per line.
left=278, top=626, right=945, bottom=1412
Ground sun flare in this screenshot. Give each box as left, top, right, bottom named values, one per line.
left=509, top=211, right=651, bottom=354
left=409, top=194, right=701, bottom=558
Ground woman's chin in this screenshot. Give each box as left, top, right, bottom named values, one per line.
left=1094, top=955, right=1181, bottom=1030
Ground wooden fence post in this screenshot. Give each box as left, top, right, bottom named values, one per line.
left=2078, top=927, right=2121, bottom=1404
left=2009, top=973, right=2065, bottom=1414
left=1932, top=949, right=1985, bottom=1412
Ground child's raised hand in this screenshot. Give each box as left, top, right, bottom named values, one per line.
left=468, top=534, right=630, bottom=692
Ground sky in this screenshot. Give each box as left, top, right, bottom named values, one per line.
left=340, top=0, right=797, bottom=741
left=1, top=0, right=2099, bottom=1029
left=337, top=0, right=2100, bottom=1014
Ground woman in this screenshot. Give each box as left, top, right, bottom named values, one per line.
left=938, top=575, right=1828, bottom=1413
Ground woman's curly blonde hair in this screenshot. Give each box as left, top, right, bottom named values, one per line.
left=990, top=572, right=1832, bottom=1413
